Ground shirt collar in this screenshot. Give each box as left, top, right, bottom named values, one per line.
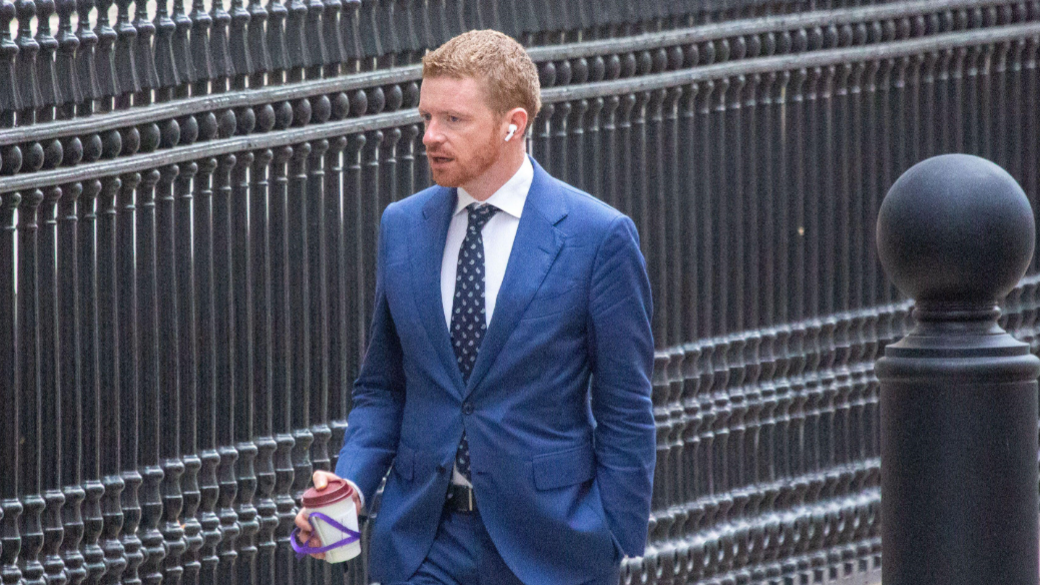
left=454, top=156, right=534, bottom=219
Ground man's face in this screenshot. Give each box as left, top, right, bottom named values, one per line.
left=419, top=75, right=504, bottom=189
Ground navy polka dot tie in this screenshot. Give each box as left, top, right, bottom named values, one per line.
left=451, top=203, right=499, bottom=480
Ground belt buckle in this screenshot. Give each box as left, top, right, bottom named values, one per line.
left=449, top=485, right=476, bottom=513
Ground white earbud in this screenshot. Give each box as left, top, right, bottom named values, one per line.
left=505, top=124, right=518, bottom=142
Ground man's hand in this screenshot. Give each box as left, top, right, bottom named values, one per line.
left=294, top=470, right=363, bottom=560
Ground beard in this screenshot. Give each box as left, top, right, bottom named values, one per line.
left=427, top=130, right=501, bottom=188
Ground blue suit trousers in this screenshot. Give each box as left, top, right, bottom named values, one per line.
left=390, top=506, right=621, bottom=585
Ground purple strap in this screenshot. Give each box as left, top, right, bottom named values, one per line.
left=290, top=511, right=361, bottom=560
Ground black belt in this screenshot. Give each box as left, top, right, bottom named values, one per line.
left=446, top=484, right=477, bottom=513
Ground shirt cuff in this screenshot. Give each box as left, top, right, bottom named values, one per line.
left=343, top=478, right=366, bottom=514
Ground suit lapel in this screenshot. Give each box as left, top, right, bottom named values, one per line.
left=409, top=187, right=466, bottom=394
left=465, top=159, right=567, bottom=396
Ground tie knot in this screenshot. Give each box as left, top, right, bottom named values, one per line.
left=466, top=203, right=499, bottom=232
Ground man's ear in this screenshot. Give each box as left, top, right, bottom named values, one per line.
left=506, top=107, right=530, bottom=140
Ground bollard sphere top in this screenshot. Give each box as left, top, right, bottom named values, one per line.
left=877, top=154, right=1035, bottom=304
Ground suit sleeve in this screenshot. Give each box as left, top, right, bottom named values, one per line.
left=335, top=206, right=407, bottom=504
left=588, top=214, right=656, bottom=558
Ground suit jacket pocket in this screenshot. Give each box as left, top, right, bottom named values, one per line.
left=535, top=277, right=579, bottom=301
left=521, top=279, right=581, bottom=321
left=532, top=442, right=596, bottom=490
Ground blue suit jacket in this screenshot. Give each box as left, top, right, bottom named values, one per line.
left=335, top=157, right=655, bottom=584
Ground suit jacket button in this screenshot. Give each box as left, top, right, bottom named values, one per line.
left=462, top=402, right=474, bottom=415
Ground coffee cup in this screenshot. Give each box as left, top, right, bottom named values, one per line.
left=291, top=478, right=362, bottom=563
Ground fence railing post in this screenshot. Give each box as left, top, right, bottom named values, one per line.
left=876, top=153, right=1040, bottom=585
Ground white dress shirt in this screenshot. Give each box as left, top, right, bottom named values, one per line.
left=441, top=156, right=534, bottom=485
left=441, top=156, right=534, bottom=329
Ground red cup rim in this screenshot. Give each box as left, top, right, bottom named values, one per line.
left=302, top=477, right=355, bottom=508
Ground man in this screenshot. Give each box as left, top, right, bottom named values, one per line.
left=295, top=30, right=655, bottom=585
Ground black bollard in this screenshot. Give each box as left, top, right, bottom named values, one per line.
left=876, top=153, right=1040, bottom=585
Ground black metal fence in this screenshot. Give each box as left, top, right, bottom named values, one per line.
left=3, top=0, right=1040, bottom=583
